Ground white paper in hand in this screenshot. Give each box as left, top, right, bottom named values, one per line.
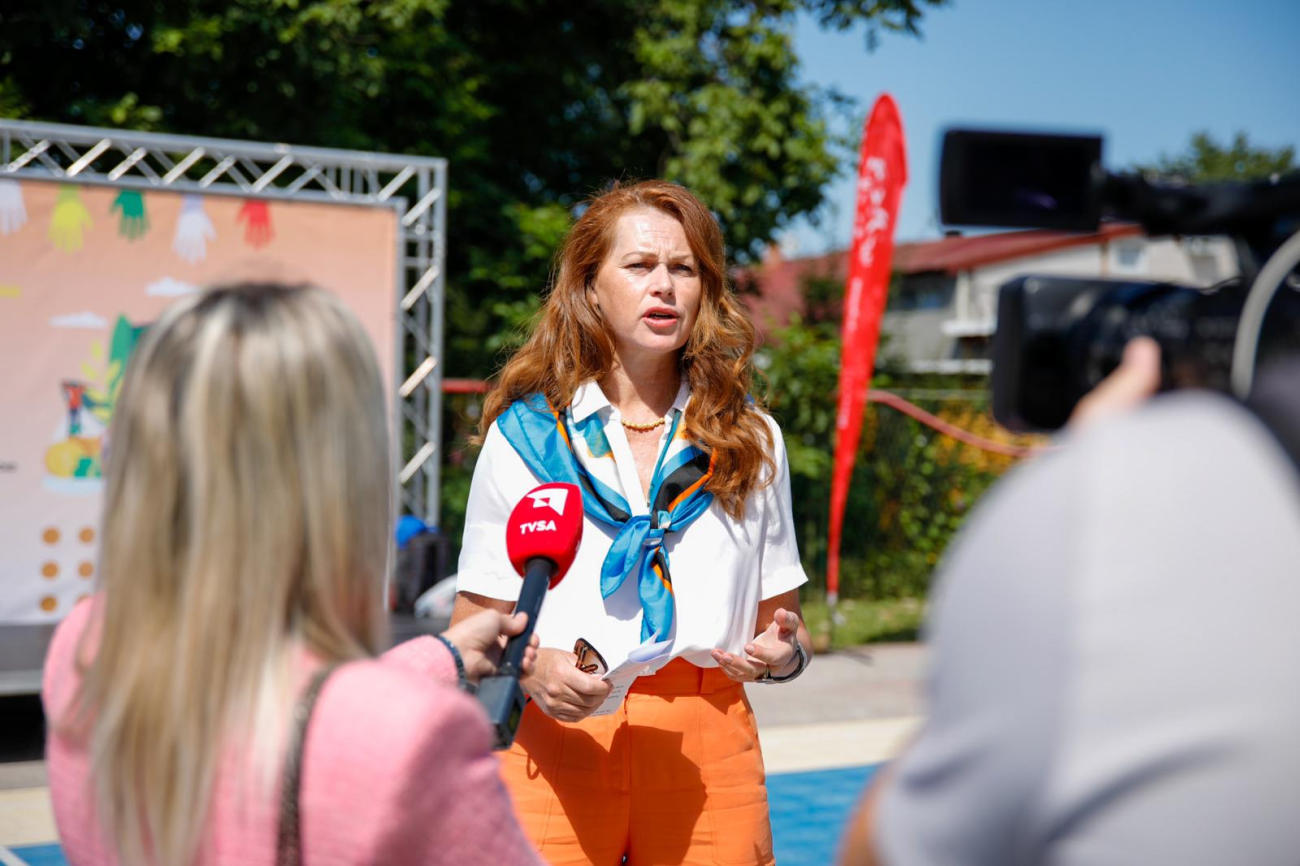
left=589, top=637, right=674, bottom=717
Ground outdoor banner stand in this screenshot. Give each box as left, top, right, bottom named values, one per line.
left=0, top=120, right=447, bottom=693
left=826, top=95, right=907, bottom=630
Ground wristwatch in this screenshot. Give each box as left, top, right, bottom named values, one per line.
left=754, top=640, right=808, bottom=684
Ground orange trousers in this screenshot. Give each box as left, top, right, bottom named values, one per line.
left=498, top=658, right=775, bottom=865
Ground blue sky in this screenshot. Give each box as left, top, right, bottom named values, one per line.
left=783, top=0, right=1300, bottom=250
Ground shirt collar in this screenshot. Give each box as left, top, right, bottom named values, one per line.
left=669, top=378, right=691, bottom=416
left=570, top=378, right=692, bottom=423
left=570, top=380, right=612, bottom=423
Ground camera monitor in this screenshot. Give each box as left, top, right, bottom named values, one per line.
left=941, top=130, right=1103, bottom=232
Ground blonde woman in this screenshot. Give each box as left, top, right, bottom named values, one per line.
left=42, top=284, right=542, bottom=866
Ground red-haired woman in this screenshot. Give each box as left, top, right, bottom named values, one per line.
left=452, top=180, right=812, bottom=865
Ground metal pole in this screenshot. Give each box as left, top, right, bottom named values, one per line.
left=427, top=161, right=448, bottom=527
left=0, top=116, right=449, bottom=545
left=391, top=198, right=409, bottom=520
left=414, top=168, right=432, bottom=522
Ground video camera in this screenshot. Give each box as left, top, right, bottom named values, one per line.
left=940, top=129, right=1300, bottom=431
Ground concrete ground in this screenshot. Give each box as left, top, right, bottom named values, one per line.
left=746, top=643, right=928, bottom=726
left=746, top=644, right=928, bottom=775
left=0, top=643, right=929, bottom=853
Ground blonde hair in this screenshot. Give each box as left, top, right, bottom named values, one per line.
left=481, top=180, right=773, bottom=518
left=66, top=283, right=392, bottom=865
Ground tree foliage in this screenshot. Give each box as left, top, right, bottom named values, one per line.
left=1138, top=130, right=1296, bottom=183
left=0, top=0, right=943, bottom=377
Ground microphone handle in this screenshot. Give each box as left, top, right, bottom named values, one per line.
left=502, top=557, right=554, bottom=674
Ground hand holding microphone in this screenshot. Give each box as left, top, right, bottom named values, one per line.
left=476, top=482, right=587, bottom=749
left=440, top=609, right=539, bottom=685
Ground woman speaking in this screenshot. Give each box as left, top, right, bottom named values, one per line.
left=453, top=180, right=813, bottom=865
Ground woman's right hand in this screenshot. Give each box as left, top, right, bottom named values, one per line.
left=521, top=648, right=613, bottom=722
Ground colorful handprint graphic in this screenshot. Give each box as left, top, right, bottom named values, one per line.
left=49, top=186, right=93, bottom=252
left=0, top=179, right=28, bottom=235
left=173, top=195, right=216, bottom=264
left=111, top=190, right=149, bottom=241
left=236, top=199, right=274, bottom=248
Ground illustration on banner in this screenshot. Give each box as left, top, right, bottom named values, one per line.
left=44, top=314, right=146, bottom=490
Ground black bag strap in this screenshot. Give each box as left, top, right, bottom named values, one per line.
left=276, top=664, right=340, bottom=866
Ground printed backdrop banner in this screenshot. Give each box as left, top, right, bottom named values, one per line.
left=0, top=179, right=398, bottom=623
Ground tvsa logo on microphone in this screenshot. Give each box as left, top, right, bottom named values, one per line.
left=527, top=488, right=569, bottom=515
left=518, top=520, right=558, bottom=534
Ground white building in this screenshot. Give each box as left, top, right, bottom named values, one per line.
left=741, top=224, right=1237, bottom=374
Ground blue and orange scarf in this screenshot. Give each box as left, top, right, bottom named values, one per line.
left=497, top=392, right=715, bottom=644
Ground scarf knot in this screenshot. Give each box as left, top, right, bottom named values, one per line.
left=497, top=393, right=714, bottom=645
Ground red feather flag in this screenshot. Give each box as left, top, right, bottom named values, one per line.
left=827, top=94, right=907, bottom=606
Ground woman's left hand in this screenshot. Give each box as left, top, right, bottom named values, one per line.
left=712, top=608, right=801, bottom=683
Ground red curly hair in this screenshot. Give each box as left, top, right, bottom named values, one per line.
left=480, top=180, right=773, bottom=519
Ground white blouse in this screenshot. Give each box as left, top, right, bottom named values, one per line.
left=455, top=381, right=808, bottom=671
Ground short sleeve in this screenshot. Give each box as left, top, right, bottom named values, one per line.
left=873, top=453, right=1075, bottom=866
left=42, top=597, right=96, bottom=726
left=758, top=418, right=809, bottom=600
left=454, top=422, right=541, bottom=601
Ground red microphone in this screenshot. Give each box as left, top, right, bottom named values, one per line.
left=505, top=482, right=583, bottom=589
left=477, top=483, right=583, bottom=749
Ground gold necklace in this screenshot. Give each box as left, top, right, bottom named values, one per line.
left=620, top=416, right=666, bottom=432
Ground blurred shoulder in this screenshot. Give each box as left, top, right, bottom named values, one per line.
left=300, top=659, right=495, bottom=858
left=1068, top=390, right=1294, bottom=495
left=950, top=390, right=1299, bottom=580
left=1087, top=389, right=1265, bottom=443
left=313, top=658, right=488, bottom=762
left=48, top=595, right=97, bottom=661
left=42, top=596, right=100, bottom=716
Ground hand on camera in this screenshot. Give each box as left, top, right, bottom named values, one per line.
left=440, top=610, right=538, bottom=686
left=521, top=647, right=613, bottom=722
left=1069, top=337, right=1162, bottom=431
left=712, top=608, right=801, bottom=683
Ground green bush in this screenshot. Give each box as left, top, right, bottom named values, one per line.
left=760, top=316, right=1034, bottom=601
left=436, top=393, right=485, bottom=559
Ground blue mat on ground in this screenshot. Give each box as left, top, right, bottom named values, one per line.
left=768, top=763, right=880, bottom=866
left=4, top=844, right=68, bottom=866
left=4, top=763, right=881, bottom=866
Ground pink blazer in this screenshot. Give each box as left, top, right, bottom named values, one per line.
left=43, top=598, right=542, bottom=865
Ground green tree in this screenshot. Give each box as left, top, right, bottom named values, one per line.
left=1138, top=130, right=1296, bottom=183
left=0, top=0, right=944, bottom=378
left=1, top=0, right=952, bottom=539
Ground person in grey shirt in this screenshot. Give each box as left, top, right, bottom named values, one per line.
left=842, top=341, right=1300, bottom=866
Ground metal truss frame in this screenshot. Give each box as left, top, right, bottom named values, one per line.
left=0, top=119, right=447, bottom=523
